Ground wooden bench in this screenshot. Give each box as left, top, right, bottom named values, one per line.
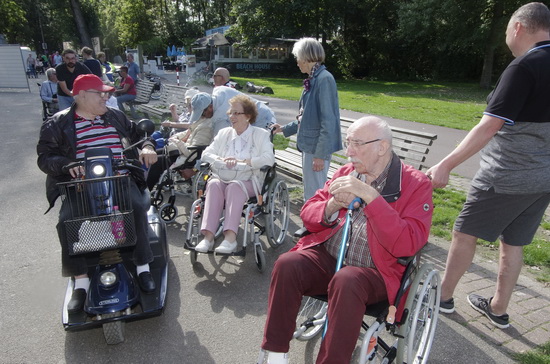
left=133, top=80, right=156, bottom=104
left=274, top=116, right=438, bottom=182
left=120, top=80, right=155, bottom=118
left=137, top=84, right=188, bottom=119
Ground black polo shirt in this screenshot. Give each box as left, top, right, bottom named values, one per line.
left=485, top=41, right=550, bottom=124
left=55, top=62, right=91, bottom=97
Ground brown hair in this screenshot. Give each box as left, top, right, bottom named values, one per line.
left=81, top=47, right=93, bottom=56
left=229, top=94, right=258, bottom=124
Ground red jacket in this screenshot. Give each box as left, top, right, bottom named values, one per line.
left=292, top=155, right=433, bottom=307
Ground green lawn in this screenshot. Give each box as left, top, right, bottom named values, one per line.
left=232, top=76, right=487, bottom=131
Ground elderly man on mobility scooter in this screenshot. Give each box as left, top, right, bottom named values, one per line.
left=37, top=74, right=158, bottom=314
left=260, top=117, right=433, bottom=364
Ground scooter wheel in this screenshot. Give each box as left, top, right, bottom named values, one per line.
left=102, top=313, right=125, bottom=345
left=159, top=204, right=177, bottom=223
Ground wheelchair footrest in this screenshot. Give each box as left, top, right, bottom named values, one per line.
left=215, top=247, right=246, bottom=257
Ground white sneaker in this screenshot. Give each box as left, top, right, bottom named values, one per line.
left=194, top=238, right=214, bottom=253
left=214, top=240, right=237, bottom=254
left=267, top=352, right=289, bottom=364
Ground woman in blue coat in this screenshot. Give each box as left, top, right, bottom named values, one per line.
left=272, top=38, right=342, bottom=234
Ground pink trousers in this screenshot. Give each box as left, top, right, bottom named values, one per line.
left=200, top=179, right=255, bottom=236
left=261, top=245, right=388, bottom=364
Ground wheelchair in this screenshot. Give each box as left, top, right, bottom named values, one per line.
left=184, top=162, right=290, bottom=272
left=278, top=250, right=441, bottom=364
left=37, top=82, right=59, bottom=121
left=150, top=144, right=207, bottom=223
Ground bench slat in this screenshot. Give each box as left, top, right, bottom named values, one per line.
left=137, top=83, right=188, bottom=118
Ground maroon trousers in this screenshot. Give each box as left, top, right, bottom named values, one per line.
left=262, top=245, right=387, bottom=364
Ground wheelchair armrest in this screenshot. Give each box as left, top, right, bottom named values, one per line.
left=199, top=162, right=211, bottom=171
left=260, top=165, right=271, bottom=172
left=188, top=145, right=207, bottom=151
left=397, top=255, right=416, bottom=266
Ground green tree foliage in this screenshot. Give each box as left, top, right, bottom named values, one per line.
left=0, top=0, right=30, bottom=45
left=6, top=0, right=536, bottom=83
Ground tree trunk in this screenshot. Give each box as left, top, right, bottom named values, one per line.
left=69, top=0, right=92, bottom=48
left=479, top=0, right=505, bottom=89
left=479, top=45, right=494, bottom=89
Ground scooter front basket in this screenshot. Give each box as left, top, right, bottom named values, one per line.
left=58, top=175, right=137, bottom=255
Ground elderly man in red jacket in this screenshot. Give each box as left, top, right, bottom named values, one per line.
left=260, top=116, right=433, bottom=364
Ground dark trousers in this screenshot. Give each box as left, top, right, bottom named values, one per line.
left=261, top=245, right=387, bottom=364
left=57, top=178, right=154, bottom=277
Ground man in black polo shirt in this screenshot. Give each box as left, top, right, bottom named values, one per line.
left=427, top=2, right=550, bottom=329
left=55, top=49, right=91, bottom=111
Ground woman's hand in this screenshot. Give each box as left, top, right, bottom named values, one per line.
left=271, top=123, right=283, bottom=134
left=223, top=157, right=238, bottom=168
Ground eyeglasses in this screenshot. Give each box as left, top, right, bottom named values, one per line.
left=227, top=111, right=246, bottom=117
left=85, top=90, right=111, bottom=98
left=344, top=138, right=381, bottom=149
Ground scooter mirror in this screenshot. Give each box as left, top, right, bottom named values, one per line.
left=137, top=119, right=155, bottom=136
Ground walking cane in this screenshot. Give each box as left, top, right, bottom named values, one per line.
left=322, top=197, right=362, bottom=338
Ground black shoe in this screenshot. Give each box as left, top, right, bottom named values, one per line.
left=467, top=294, right=510, bottom=329
left=138, top=271, right=156, bottom=294
left=293, top=227, right=310, bottom=243
left=67, top=288, right=87, bottom=313
left=439, top=297, right=455, bottom=314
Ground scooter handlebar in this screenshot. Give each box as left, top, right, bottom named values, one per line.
left=61, top=161, right=83, bottom=174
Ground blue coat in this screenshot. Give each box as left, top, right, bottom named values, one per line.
left=282, top=65, right=342, bottom=160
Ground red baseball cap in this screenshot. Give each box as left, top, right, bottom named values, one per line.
left=72, top=74, right=115, bottom=96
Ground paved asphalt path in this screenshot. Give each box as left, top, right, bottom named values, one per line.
left=0, top=78, right=514, bottom=363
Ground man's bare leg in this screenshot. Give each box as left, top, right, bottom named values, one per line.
left=490, top=241, right=523, bottom=315
left=441, top=230, right=478, bottom=301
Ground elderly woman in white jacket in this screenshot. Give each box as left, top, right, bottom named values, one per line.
left=195, top=95, right=275, bottom=254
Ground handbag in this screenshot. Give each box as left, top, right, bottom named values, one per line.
left=210, top=160, right=253, bottom=182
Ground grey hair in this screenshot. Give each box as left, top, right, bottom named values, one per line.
left=512, top=2, right=550, bottom=33
left=45, top=68, right=56, bottom=79
left=292, top=38, right=325, bottom=63
left=353, top=116, right=393, bottom=146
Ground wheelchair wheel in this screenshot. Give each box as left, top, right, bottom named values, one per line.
left=186, top=201, right=203, bottom=265
left=254, top=245, right=266, bottom=273
left=396, top=263, right=440, bottom=364
left=190, top=248, right=198, bottom=265
left=265, top=179, right=290, bottom=248
left=294, top=297, right=327, bottom=341
left=151, top=190, right=164, bottom=209
left=159, top=204, right=178, bottom=223
left=192, top=168, right=210, bottom=200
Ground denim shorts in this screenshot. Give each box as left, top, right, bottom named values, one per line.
left=454, top=186, right=550, bottom=246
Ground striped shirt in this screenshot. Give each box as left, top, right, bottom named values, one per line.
left=75, top=114, right=123, bottom=159
left=325, top=161, right=391, bottom=268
